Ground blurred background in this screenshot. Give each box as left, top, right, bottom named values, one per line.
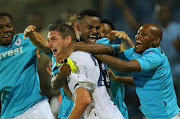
left=0, top=0, right=180, bottom=118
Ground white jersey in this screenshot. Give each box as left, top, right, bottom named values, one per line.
left=67, top=51, right=124, bottom=119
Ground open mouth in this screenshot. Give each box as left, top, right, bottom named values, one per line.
left=88, top=35, right=97, bottom=43
left=52, top=49, right=58, bottom=56
left=135, top=40, right=142, bottom=48
left=3, top=35, right=11, bottom=39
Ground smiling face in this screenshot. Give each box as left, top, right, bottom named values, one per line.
left=135, top=24, right=162, bottom=54
left=47, top=30, right=67, bottom=56
left=0, top=16, right=14, bottom=46
left=78, top=16, right=100, bottom=43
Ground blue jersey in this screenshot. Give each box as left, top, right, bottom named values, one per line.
left=97, top=37, right=129, bottom=119
left=96, top=37, right=111, bottom=45
left=120, top=47, right=180, bottom=119
left=51, top=57, right=74, bottom=119
left=0, top=33, right=47, bottom=118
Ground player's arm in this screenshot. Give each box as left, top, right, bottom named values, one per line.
left=68, top=87, right=91, bottom=119
left=111, top=30, right=134, bottom=52
left=24, top=25, right=51, bottom=54
left=55, top=43, right=113, bottom=63
left=51, top=63, right=71, bottom=89
left=51, top=63, right=73, bottom=99
left=95, top=54, right=141, bottom=73
left=107, top=69, right=135, bottom=86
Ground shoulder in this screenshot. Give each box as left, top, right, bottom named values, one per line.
left=69, top=51, right=92, bottom=59
left=11, top=33, right=28, bottom=46
left=138, top=47, right=162, bottom=65
left=143, top=47, right=162, bottom=57
left=69, top=51, right=96, bottom=66
left=14, top=33, right=32, bottom=44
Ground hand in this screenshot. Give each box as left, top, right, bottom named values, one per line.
left=51, top=63, right=71, bottom=90
left=111, top=30, right=129, bottom=40
left=107, top=68, right=117, bottom=81
left=57, top=63, right=71, bottom=79
left=47, top=61, right=52, bottom=76
left=36, top=48, right=41, bottom=58
left=55, top=45, right=75, bottom=63
left=23, top=25, right=36, bottom=39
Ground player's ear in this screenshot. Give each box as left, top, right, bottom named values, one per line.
left=65, top=36, right=72, bottom=45
left=153, top=37, right=161, bottom=47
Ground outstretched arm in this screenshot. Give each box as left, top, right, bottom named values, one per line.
left=68, top=87, right=91, bottom=119
left=24, top=25, right=51, bottom=54
left=95, top=54, right=141, bottom=73
left=55, top=43, right=113, bottom=63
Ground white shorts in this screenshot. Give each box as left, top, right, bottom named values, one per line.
left=171, top=112, right=180, bottom=119
left=9, top=100, right=54, bottom=119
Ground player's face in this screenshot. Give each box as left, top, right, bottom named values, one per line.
left=0, top=16, right=14, bottom=46
left=47, top=30, right=67, bottom=56
left=78, top=16, right=100, bottom=44
left=135, top=25, right=156, bottom=54
left=99, top=23, right=114, bottom=41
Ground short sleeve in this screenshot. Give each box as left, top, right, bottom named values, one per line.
left=137, top=52, right=161, bottom=72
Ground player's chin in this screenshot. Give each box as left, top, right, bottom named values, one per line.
left=2, top=39, right=12, bottom=46
left=135, top=48, right=143, bottom=54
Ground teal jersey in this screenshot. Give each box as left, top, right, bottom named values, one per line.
left=96, top=37, right=111, bottom=45
left=120, top=47, right=180, bottom=119
left=0, top=33, right=47, bottom=118
left=51, top=57, right=74, bottom=119
left=98, top=37, right=129, bottom=119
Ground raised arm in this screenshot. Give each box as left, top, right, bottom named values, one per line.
left=111, top=30, right=134, bottom=52
left=24, top=25, right=51, bottom=54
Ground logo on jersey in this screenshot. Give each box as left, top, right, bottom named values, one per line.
left=0, top=46, right=23, bottom=59
left=14, top=38, right=22, bottom=46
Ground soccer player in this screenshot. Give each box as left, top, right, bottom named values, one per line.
left=48, top=23, right=124, bottom=119
left=56, top=24, right=180, bottom=119
left=0, top=13, right=54, bottom=118
left=24, top=9, right=129, bottom=119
